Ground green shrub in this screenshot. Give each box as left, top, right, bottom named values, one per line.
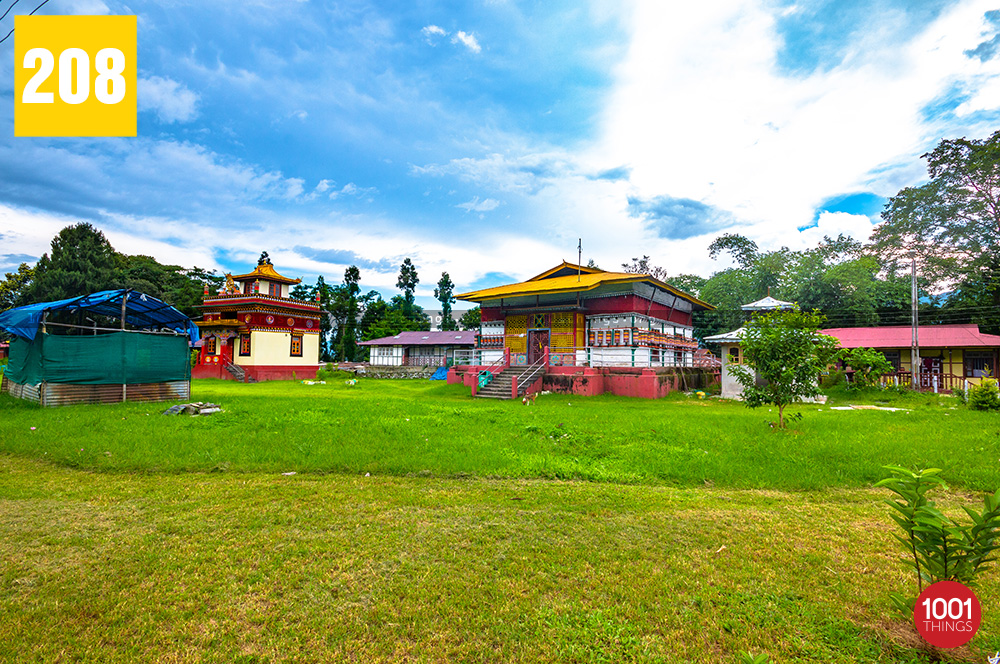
left=316, top=363, right=356, bottom=382
left=820, top=369, right=845, bottom=389
left=843, top=347, right=894, bottom=389
left=877, top=466, right=1000, bottom=613
left=968, top=378, right=1000, bottom=411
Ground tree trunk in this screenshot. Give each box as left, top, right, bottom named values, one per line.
left=778, top=403, right=785, bottom=429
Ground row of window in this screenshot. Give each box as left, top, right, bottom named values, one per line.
left=204, top=333, right=303, bottom=358
left=241, top=282, right=285, bottom=297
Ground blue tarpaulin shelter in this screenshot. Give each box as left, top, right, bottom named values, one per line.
left=0, top=289, right=199, bottom=343
left=0, top=289, right=198, bottom=406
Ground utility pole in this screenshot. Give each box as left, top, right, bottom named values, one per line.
left=911, top=257, right=919, bottom=390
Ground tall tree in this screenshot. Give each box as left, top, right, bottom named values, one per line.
left=621, top=255, right=668, bottom=281
left=0, top=263, right=34, bottom=313
left=314, top=275, right=333, bottom=362
left=434, top=272, right=457, bottom=330
left=459, top=306, right=481, bottom=331
left=396, top=258, right=419, bottom=320
left=869, top=130, right=1000, bottom=302
left=22, top=223, right=118, bottom=303
left=333, top=266, right=361, bottom=361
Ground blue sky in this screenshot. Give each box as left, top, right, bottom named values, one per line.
left=2, top=0, right=1000, bottom=307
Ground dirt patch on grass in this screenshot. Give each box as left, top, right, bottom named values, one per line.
left=874, top=618, right=982, bottom=663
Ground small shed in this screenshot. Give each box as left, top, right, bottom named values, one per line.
left=0, top=289, right=199, bottom=406
left=360, top=330, right=476, bottom=367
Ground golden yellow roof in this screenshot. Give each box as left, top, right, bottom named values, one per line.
left=457, top=261, right=714, bottom=310
left=231, top=262, right=302, bottom=285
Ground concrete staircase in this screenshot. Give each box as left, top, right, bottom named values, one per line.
left=223, top=361, right=256, bottom=383
left=475, top=367, right=520, bottom=399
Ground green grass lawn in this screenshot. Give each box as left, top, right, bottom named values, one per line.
left=1, top=379, right=999, bottom=662
left=0, top=379, right=997, bottom=490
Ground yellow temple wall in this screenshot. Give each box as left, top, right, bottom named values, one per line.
left=235, top=330, right=319, bottom=366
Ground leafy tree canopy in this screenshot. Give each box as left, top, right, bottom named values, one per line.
left=730, top=307, right=841, bottom=429
left=459, top=306, right=481, bottom=331
left=396, top=258, right=419, bottom=319
left=870, top=130, right=1000, bottom=287
left=435, top=272, right=457, bottom=331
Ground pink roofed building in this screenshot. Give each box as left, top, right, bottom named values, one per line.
left=359, top=330, right=476, bottom=367
left=820, top=324, right=1000, bottom=391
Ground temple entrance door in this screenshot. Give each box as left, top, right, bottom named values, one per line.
left=528, top=330, right=549, bottom=364
left=221, top=338, right=234, bottom=365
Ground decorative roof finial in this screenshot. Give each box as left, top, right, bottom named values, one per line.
left=258, top=251, right=271, bottom=266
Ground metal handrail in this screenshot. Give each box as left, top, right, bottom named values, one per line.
left=514, top=358, right=546, bottom=395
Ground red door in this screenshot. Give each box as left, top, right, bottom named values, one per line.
left=221, top=339, right=234, bottom=365
left=528, top=330, right=549, bottom=364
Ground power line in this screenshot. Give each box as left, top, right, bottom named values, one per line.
left=0, top=0, right=52, bottom=45
left=0, top=1, right=21, bottom=24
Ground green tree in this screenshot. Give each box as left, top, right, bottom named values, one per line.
left=869, top=130, right=1000, bottom=307
left=666, top=273, right=707, bottom=297
left=332, top=266, right=361, bottom=361
left=23, top=223, right=118, bottom=303
left=459, top=306, right=481, bottom=331
left=396, top=258, right=419, bottom=320
left=314, top=275, right=334, bottom=362
left=0, top=263, right=34, bottom=312
left=730, top=307, right=841, bottom=429
left=842, top=347, right=895, bottom=388
left=434, top=272, right=457, bottom=330
left=621, top=255, right=668, bottom=281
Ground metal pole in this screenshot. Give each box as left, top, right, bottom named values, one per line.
left=911, top=258, right=919, bottom=390
left=121, top=290, right=129, bottom=403
left=577, top=238, right=582, bottom=281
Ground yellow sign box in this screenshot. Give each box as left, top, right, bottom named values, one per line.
left=15, top=15, right=137, bottom=137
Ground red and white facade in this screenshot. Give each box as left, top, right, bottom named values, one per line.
left=194, top=262, right=321, bottom=382
left=452, top=262, right=715, bottom=399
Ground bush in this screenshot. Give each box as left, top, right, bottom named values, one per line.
left=968, top=378, right=1000, bottom=411
left=843, top=347, right=894, bottom=389
left=820, top=369, right=846, bottom=389
left=316, top=363, right=356, bottom=382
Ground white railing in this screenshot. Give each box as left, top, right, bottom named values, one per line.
left=455, top=346, right=706, bottom=369
left=452, top=349, right=503, bottom=366
left=547, top=346, right=696, bottom=369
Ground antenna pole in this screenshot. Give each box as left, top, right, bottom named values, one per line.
left=577, top=238, right=582, bottom=281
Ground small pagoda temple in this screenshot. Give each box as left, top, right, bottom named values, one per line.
left=194, top=255, right=322, bottom=382
left=451, top=261, right=715, bottom=399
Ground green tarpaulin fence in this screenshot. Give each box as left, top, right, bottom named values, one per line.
left=4, top=333, right=191, bottom=385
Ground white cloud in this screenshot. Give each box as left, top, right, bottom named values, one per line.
left=452, top=31, right=482, bottom=53
left=456, top=197, right=500, bottom=213
left=137, top=76, right=199, bottom=124
left=329, top=182, right=378, bottom=200
left=422, top=25, right=448, bottom=38
left=591, top=0, right=1000, bottom=268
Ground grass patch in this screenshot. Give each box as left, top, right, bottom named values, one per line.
left=1, top=455, right=997, bottom=662
left=1, top=379, right=998, bottom=490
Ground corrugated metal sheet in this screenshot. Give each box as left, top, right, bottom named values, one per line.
left=1, top=375, right=41, bottom=404
left=2, top=376, right=189, bottom=407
